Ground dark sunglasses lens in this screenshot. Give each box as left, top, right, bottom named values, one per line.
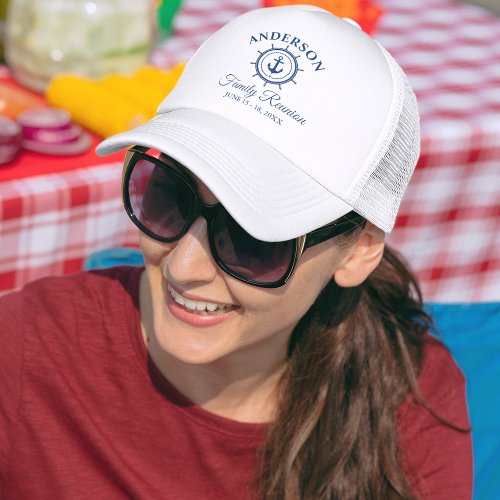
left=128, top=158, right=192, bottom=239
left=213, top=210, right=294, bottom=284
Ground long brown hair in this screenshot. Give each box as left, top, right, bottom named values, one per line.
left=259, top=244, right=434, bottom=499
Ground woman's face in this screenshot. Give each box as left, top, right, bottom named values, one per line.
left=139, top=168, right=353, bottom=372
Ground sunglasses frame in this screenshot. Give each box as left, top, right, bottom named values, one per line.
left=122, top=146, right=366, bottom=288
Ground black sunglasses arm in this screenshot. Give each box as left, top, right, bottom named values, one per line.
left=303, top=214, right=366, bottom=250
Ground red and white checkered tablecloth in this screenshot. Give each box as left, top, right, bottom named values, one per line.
left=1, top=0, right=499, bottom=301
left=378, top=0, right=500, bottom=302
left=0, top=162, right=138, bottom=290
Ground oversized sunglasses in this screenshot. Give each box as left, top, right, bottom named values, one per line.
left=122, top=147, right=366, bottom=288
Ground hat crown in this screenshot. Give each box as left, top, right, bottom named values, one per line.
left=159, top=6, right=419, bottom=232
left=97, top=6, right=420, bottom=237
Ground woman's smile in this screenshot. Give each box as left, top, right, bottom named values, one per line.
left=165, top=281, right=240, bottom=328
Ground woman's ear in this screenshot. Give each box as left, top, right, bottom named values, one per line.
left=333, top=222, right=385, bottom=287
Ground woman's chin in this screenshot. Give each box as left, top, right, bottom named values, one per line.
left=151, top=306, right=240, bottom=367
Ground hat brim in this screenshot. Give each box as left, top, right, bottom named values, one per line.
left=96, top=108, right=352, bottom=242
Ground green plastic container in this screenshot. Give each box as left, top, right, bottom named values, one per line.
left=156, top=0, right=183, bottom=39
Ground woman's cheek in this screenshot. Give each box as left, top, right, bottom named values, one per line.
left=139, top=233, right=172, bottom=265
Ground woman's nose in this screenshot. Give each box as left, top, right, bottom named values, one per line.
left=166, top=217, right=218, bottom=285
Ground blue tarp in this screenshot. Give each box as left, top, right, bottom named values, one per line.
left=83, top=247, right=146, bottom=270
left=427, top=303, right=500, bottom=500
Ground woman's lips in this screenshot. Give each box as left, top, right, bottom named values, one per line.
left=165, top=283, right=239, bottom=327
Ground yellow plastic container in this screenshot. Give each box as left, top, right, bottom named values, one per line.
left=46, top=75, right=147, bottom=137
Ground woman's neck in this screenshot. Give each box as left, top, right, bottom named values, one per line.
left=148, top=337, right=286, bottom=423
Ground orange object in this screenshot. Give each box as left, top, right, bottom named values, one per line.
left=0, top=80, right=47, bottom=119
left=261, top=0, right=383, bottom=35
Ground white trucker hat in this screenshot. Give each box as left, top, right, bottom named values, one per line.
left=97, top=5, right=420, bottom=241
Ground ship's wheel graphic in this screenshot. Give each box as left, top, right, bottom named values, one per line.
left=251, top=45, right=303, bottom=89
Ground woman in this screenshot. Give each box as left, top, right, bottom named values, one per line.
left=0, top=6, right=472, bottom=499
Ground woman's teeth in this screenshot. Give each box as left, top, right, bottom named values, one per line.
left=168, top=285, right=233, bottom=314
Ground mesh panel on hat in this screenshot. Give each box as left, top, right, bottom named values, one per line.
left=347, top=46, right=420, bottom=233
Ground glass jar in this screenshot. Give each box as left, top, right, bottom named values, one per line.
left=4, top=0, right=156, bottom=92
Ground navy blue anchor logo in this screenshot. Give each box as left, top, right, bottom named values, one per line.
left=252, top=45, right=302, bottom=89
left=268, top=55, right=284, bottom=75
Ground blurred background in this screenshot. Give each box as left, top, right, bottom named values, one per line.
left=466, top=0, right=500, bottom=11
left=0, top=0, right=499, bottom=497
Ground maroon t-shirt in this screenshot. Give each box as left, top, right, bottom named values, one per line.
left=0, top=267, right=472, bottom=499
